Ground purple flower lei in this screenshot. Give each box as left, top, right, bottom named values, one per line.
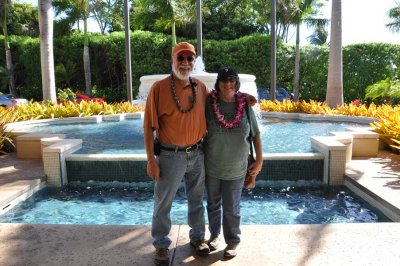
left=211, top=90, right=247, bottom=129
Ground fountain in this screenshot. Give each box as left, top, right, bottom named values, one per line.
left=4, top=53, right=379, bottom=190
left=136, top=56, right=258, bottom=102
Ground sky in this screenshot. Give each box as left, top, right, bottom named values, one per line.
left=290, top=0, right=400, bottom=45
left=18, top=0, right=400, bottom=46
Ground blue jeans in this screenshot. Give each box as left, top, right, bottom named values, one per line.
left=152, top=148, right=206, bottom=249
left=206, top=176, right=245, bottom=245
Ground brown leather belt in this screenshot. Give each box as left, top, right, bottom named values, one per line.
left=160, top=139, right=203, bottom=153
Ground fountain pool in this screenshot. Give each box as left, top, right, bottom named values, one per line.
left=6, top=112, right=377, bottom=187
left=2, top=112, right=388, bottom=227
left=0, top=181, right=390, bottom=225
left=19, top=117, right=365, bottom=154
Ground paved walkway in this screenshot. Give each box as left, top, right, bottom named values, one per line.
left=0, top=153, right=44, bottom=211
left=345, top=150, right=400, bottom=221
left=0, top=152, right=400, bottom=265
left=1, top=223, right=399, bottom=266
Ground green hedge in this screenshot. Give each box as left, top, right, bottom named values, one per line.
left=1, top=32, right=400, bottom=102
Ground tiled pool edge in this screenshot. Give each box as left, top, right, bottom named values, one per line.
left=64, top=153, right=325, bottom=183
left=260, top=111, right=375, bottom=124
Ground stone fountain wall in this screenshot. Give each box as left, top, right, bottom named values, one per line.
left=137, top=73, right=258, bottom=101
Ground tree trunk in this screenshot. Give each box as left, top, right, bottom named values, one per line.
left=83, top=14, right=92, bottom=96
left=3, top=0, right=16, bottom=96
left=326, top=0, right=343, bottom=108
left=5, top=39, right=16, bottom=97
left=83, top=46, right=92, bottom=95
left=293, top=23, right=301, bottom=101
left=39, top=0, right=57, bottom=104
left=124, top=0, right=133, bottom=103
left=172, top=19, right=177, bottom=47
left=196, top=0, right=202, bottom=58
left=270, top=0, right=276, bottom=101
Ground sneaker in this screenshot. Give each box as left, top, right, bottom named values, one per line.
left=207, top=235, right=219, bottom=251
left=190, top=239, right=210, bottom=256
left=154, top=248, right=169, bottom=266
left=223, top=244, right=239, bottom=259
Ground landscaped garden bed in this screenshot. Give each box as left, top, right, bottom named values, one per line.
left=1, top=99, right=399, bottom=154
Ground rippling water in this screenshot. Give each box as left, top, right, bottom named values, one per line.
left=0, top=182, right=388, bottom=225
left=23, top=119, right=364, bottom=154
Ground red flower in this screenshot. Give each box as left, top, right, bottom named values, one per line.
left=352, top=99, right=361, bottom=107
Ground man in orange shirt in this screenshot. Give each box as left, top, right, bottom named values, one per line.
left=144, top=42, right=210, bottom=265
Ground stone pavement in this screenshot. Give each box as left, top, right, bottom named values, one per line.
left=0, top=153, right=44, bottom=212
left=0, top=223, right=400, bottom=266
left=345, top=150, right=400, bottom=221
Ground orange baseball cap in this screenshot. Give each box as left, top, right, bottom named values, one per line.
left=172, top=42, right=196, bottom=56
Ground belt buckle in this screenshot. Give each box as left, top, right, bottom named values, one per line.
left=185, top=146, right=192, bottom=153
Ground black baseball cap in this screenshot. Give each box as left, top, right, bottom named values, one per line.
left=217, top=67, right=239, bottom=81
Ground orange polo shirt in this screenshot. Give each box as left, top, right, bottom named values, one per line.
left=143, top=76, right=208, bottom=147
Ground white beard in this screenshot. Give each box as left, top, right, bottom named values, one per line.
left=172, top=65, right=191, bottom=81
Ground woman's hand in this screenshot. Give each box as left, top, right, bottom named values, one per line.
left=244, top=159, right=263, bottom=189
left=245, top=133, right=263, bottom=189
left=244, top=175, right=256, bottom=189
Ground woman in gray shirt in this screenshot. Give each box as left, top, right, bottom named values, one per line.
left=204, top=67, right=263, bottom=258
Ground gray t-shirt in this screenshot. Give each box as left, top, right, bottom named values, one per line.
left=204, top=96, right=260, bottom=180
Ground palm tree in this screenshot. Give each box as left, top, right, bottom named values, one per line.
left=291, top=0, right=328, bottom=101
left=276, top=0, right=296, bottom=42
left=91, top=0, right=124, bottom=34
left=133, top=0, right=197, bottom=48
left=162, top=0, right=198, bottom=47
left=326, top=0, right=343, bottom=108
left=386, top=1, right=400, bottom=32
left=53, top=0, right=92, bottom=95
left=0, top=0, right=16, bottom=96
left=39, top=0, right=57, bottom=103
left=306, top=25, right=328, bottom=45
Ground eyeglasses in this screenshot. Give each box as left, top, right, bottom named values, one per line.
left=220, top=77, right=238, bottom=83
left=176, top=55, right=195, bottom=63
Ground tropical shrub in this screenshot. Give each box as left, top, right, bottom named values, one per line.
left=365, top=78, right=400, bottom=104
left=370, top=104, right=400, bottom=152
left=1, top=100, right=399, bottom=154
left=57, top=88, right=77, bottom=101
left=259, top=99, right=399, bottom=152
left=1, top=33, right=400, bottom=103
left=0, top=102, right=145, bottom=153
left=259, top=99, right=378, bottom=117
left=14, top=101, right=144, bottom=120
left=0, top=107, right=19, bottom=154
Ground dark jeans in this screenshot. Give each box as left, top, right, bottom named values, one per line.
left=206, top=176, right=245, bottom=245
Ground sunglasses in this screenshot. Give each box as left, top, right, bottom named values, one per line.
left=177, top=55, right=195, bottom=62
left=220, top=77, right=238, bottom=83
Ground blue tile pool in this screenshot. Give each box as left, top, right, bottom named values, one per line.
left=0, top=182, right=390, bottom=225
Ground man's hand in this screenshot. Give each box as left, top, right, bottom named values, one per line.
left=147, top=157, right=160, bottom=182
left=244, top=93, right=257, bottom=106
left=144, top=127, right=160, bottom=182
